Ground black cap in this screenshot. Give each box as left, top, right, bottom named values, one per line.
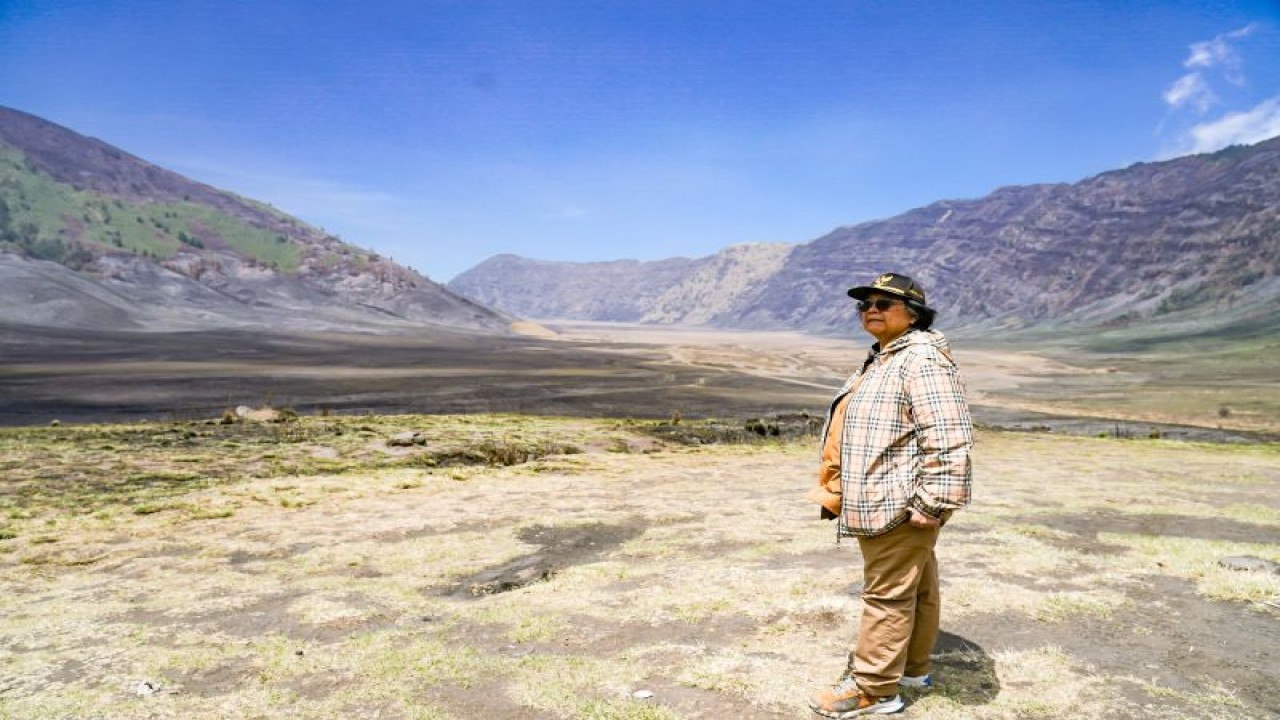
left=847, top=272, right=929, bottom=306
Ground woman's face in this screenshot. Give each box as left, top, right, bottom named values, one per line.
left=859, top=292, right=914, bottom=345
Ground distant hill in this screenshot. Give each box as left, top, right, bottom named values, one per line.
left=454, top=243, right=793, bottom=325
left=0, top=105, right=512, bottom=333
left=450, top=137, right=1280, bottom=337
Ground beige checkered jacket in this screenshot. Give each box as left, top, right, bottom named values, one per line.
left=821, top=329, right=974, bottom=538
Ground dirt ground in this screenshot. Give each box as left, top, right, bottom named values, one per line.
left=1, top=417, right=1278, bottom=719
left=2, top=321, right=1279, bottom=718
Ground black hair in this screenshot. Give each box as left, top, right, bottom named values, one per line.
left=905, top=300, right=936, bottom=330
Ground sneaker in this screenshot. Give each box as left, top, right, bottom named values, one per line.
left=809, top=676, right=905, bottom=717
left=899, top=674, right=932, bottom=688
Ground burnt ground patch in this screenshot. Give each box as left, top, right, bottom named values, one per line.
left=930, top=631, right=1000, bottom=706
left=957, top=572, right=1280, bottom=715
left=1031, top=511, right=1280, bottom=549
left=0, top=325, right=831, bottom=426
left=440, top=519, right=649, bottom=598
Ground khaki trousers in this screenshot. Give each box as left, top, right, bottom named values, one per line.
left=850, top=522, right=941, bottom=697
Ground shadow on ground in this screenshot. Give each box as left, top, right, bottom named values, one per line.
left=930, top=630, right=1000, bottom=705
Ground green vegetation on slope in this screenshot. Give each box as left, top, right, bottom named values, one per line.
left=0, top=144, right=302, bottom=272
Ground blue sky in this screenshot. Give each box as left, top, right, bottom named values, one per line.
left=2, top=1, right=1278, bottom=281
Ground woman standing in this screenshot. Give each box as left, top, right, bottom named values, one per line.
left=808, top=272, right=974, bottom=718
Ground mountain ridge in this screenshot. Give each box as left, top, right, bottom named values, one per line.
left=0, top=105, right=512, bottom=334
left=6, top=104, right=1277, bottom=341
left=448, top=136, right=1280, bottom=337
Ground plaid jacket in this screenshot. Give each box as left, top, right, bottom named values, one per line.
left=821, top=329, right=974, bottom=538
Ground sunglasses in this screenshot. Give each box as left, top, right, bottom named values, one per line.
left=856, top=298, right=904, bottom=313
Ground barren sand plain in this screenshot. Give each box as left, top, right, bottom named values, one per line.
left=534, top=322, right=1275, bottom=442
left=1, top=321, right=1278, bottom=719
left=2, top=320, right=1272, bottom=442
left=1, top=414, right=1277, bottom=719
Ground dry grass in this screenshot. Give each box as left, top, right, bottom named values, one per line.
left=1, top=416, right=1278, bottom=719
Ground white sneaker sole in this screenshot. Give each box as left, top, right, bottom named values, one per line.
left=811, top=694, right=905, bottom=717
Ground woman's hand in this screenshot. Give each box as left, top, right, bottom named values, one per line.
left=907, top=508, right=941, bottom=528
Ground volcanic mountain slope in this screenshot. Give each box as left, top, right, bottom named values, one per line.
left=0, top=105, right=511, bottom=333
left=452, top=242, right=793, bottom=324
left=450, top=137, right=1280, bottom=336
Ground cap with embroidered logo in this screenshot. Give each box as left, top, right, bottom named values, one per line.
left=846, top=272, right=929, bottom=307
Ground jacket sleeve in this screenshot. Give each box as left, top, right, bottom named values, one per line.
left=904, top=351, right=974, bottom=518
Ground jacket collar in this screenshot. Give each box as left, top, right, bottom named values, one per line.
left=871, top=328, right=920, bottom=356
left=868, top=328, right=952, bottom=359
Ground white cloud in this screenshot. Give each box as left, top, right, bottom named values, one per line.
left=1163, top=73, right=1216, bottom=112
left=1183, top=96, right=1280, bottom=153
left=1164, top=24, right=1259, bottom=112
left=1186, top=23, right=1255, bottom=67
left=1159, top=23, right=1276, bottom=156
left=1186, top=38, right=1227, bottom=69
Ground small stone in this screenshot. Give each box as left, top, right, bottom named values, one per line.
left=633, top=689, right=655, bottom=700
left=134, top=681, right=158, bottom=696
left=388, top=431, right=427, bottom=447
